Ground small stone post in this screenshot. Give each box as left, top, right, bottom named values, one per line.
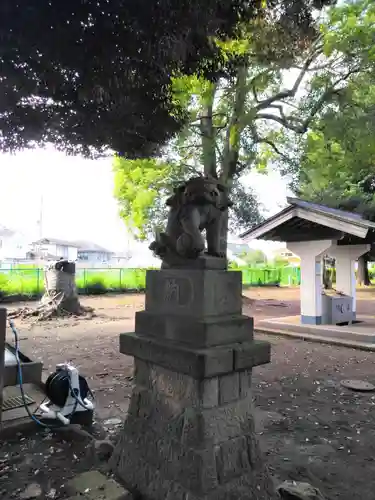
left=110, top=261, right=275, bottom=499
left=0, top=307, right=7, bottom=428
left=0, top=308, right=6, bottom=425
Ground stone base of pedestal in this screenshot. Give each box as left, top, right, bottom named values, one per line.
left=119, top=332, right=270, bottom=378
left=110, top=360, right=276, bottom=500
left=110, top=269, right=276, bottom=499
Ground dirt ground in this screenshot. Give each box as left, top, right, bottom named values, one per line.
left=2, top=287, right=375, bottom=499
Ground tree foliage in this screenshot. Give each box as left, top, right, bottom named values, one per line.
left=264, top=0, right=375, bottom=178
left=113, top=156, right=264, bottom=239
left=239, top=249, right=267, bottom=265
left=293, top=2, right=375, bottom=286
left=115, top=0, right=373, bottom=237
left=0, top=0, right=334, bottom=158
left=296, top=72, right=375, bottom=208
left=113, top=156, right=189, bottom=239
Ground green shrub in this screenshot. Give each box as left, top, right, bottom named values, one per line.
left=85, top=280, right=107, bottom=295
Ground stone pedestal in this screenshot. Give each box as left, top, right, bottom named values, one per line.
left=110, top=269, right=275, bottom=500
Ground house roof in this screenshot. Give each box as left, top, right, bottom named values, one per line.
left=32, top=238, right=114, bottom=253
left=0, top=226, right=15, bottom=238
left=240, top=197, right=375, bottom=244
left=73, top=240, right=114, bottom=253
left=32, top=238, right=81, bottom=247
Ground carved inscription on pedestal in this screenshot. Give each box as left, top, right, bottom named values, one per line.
left=213, top=273, right=241, bottom=315
left=162, top=277, right=194, bottom=308
left=145, top=270, right=242, bottom=316
left=164, top=279, right=180, bottom=303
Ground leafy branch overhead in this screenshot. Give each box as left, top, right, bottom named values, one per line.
left=0, top=0, right=334, bottom=158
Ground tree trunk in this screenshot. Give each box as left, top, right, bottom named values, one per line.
left=200, top=82, right=217, bottom=178
left=8, top=260, right=94, bottom=320
left=220, top=65, right=248, bottom=183
left=42, top=260, right=82, bottom=313
left=357, top=253, right=371, bottom=286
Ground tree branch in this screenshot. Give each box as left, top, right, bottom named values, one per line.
left=266, top=103, right=288, bottom=121
left=251, top=83, right=259, bottom=103
left=257, top=137, right=290, bottom=160
left=248, top=123, right=292, bottom=163
left=189, top=112, right=227, bottom=126
left=247, top=70, right=273, bottom=103
left=291, top=55, right=345, bottom=73
left=254, top=112, right=303, bottom=132
left=255, top=66, right=362, bottom=133
left=215, top=143, right=223, bottom=162
left=254, top=42, right=323, bottom=111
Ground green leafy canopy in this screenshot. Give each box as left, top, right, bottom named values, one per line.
left=115, top=0, right=372, bottom=238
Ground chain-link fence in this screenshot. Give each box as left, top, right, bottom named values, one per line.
left=0, top=266, right=301, bottom=298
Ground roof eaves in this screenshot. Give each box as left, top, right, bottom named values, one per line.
left=238, top=205, right=294, bottom=239
left=287, top=197, right=375, bottom=230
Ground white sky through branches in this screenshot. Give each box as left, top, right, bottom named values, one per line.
left=0, top=147, right=289, bottom=252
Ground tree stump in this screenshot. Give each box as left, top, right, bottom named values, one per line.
left=9, top=260, right=94, bottom=321
left=42, top=260, right=81, bottom=314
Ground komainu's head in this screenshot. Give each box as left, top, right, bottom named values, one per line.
left=167, top=176, right=233, bottom=210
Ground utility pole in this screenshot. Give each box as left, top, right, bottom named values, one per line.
left=36, top=195, right=44, bottom=263
left=38, top=195, right=43, bottom=241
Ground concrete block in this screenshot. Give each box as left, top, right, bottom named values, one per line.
left=239, top=370, right=252, bottom=399
left=218, top=372, right=240, bottom=405
left=134, top=360, right=219, bottom=409
left=181, top=396, right=255, bottom=446
left=121, top=334, right=270, bottom=379
left=4, top=347, right=43, bottom=387
left=215, top=436, right=250, bottom=483
left=200, top=376, right=219, bottom=409
left=120, top=332, right=234, bottom=379
left=144, top=269, right=242, bottom=318
left=135, top=311, right=254, bottom=347
left=234, top=340, right=271, bottom=371
left=123, top=385, right=256, bottom=448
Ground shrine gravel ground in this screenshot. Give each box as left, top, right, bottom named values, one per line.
left=2, top=287, right=375, bottom=499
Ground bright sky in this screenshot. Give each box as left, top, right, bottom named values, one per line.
left=0, top=147, right=291, bottom=252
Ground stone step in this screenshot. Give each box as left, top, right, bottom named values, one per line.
left=255, top=326, right=375, bottom=351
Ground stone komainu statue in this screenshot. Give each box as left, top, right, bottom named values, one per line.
left=149, top=176, right=232, bottom=262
